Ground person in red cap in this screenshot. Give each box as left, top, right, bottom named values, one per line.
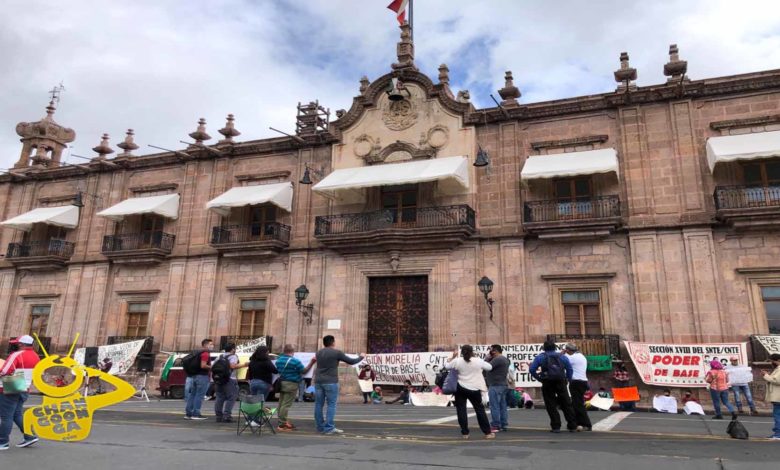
left=0, top=335, right=41, bottom=450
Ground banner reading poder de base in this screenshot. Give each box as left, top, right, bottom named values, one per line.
left=625, top=341, right=748, bottom=387
left=354, top=352, right=452, bottom=385
left=471, top=343, right=566, bottom=388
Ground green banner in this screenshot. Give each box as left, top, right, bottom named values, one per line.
left=586, top=355, right=612, bottom=371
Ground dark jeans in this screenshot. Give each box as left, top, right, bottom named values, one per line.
left=569, top=380, right=592, bottom=428
left=362, top=392, right=371, bottom=403
left=772, top=402, right=780, bottom=438
left=0, top=392, right=34, bottom=446
left=541, top=379, right=577, bottom=431
left=215, top=380, right=238, bottom=419
left=453, top=385, right=491, bottom=435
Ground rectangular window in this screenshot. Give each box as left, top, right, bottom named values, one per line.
left=381, top=185, right=418, bottom=225
left=247, top=205, right=277, bottom=239
left=30, top=304, right=51, bottom=337
left=561, top=290, right=601, bottom=336
left=762, top=286, right=780, bottom=334
left=239, top=299, right=266, bottom=337
left=125, top=302, right=150, bottom=337
left=554, top=178, right=593, bottom=219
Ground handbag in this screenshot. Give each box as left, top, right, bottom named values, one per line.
left=442, top=367, right=459, bottom=395
left=273, top=357, right=293, bottom=394
left=2, top=354, right=27, bottom=395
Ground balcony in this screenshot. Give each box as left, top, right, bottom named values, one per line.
left=101, top=231, right=175, bottom=265
left=314, top=204, right=476, bottom=253
left=546, top=334, right=622, bottom=360
left=210, top=222, right=290, bottom=257
left=714, top=185, right=780, bottom=229
left=523, top=195, right=622, bottom=240
left=5, top=239, right=75, bottom=271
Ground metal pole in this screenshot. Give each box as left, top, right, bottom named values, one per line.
left=410, top=0, right=414, bottom=41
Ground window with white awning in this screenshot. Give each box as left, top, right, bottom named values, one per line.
left=520, top=148, right=619, bottom=182
left=96, top=194, right=180, bottom=221
left=312, top=156, right=469, bottom=203
left=205, top=182, right=293, bottom=216
left=0, top=205, right=80, bottom=231
left=706, top=130, right=780, bottom=172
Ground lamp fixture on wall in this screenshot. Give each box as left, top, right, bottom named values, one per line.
left=473, top=145, right=490, bottom=167
left=299, top=164, right=324, bottom=185
left=477, top=276, right=495, bottom=319
left=294, top=284, right=314, bottom=324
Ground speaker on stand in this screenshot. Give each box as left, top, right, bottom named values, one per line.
left=135, top=353, right=155, bottom=402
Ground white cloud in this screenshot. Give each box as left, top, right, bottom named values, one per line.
left=1, top=0, right=779, bottom=169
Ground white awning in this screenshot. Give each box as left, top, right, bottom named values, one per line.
left=521, top=148, right=619, bottom=181
left=96, top=193, right=180, bottom=221
left=0, top=205, right=80, bottom=231
left=312, top=156, right=469, bottom=201
left=206, top=182, right=293, bottom=216
left=706, top=130, right=780, bottom=172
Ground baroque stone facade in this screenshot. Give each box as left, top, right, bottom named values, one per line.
left=1, top=28, right=779, bottom=399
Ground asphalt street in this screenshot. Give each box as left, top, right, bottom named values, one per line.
left=2, top=397, right=778, bottom=469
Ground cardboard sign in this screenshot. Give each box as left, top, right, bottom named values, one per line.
left=358, top=379, right=374, bottom=393
left=612, top=386, right=640, bottom=402
left=625, top=341, right=748, bottom=387
left=683, top=401, right=705, bottom=415
left=652, top=395, right=678, bottom=413
left=589, top=395, right=614, bottom=411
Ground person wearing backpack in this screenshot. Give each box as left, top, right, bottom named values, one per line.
left=183, top=338, right=214, bottom=421
left=529, top=341, right=577, bottom=433
left=213, top=343, right=247, bottom=423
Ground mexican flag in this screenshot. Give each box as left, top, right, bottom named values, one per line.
left=160, top=354, right=176, bottom=381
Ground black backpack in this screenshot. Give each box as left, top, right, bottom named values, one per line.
left=211, top=355, right=232, bottom=385
left=182, top=350, right=203, bottom=376
left=727, top=416, right=749, bottom=440
left=542, top=353, right=566, bottom=381
left=435, top=369, right=449, bottom=389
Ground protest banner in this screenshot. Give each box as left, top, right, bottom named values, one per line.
left=410, top=392, right=451, bottom=407
left=726, top=366, right=753, bottom=384
left=74, top=339, right=146, bottom=375
left=235, top=336, right=267, bottom=354
left=754, top=335, right=780, bottom=355
left=354, top=352, right=452, bottom=385
left=294, top=352, right=316, bottom=379
left=471, top=343, right=566, bottom=388
left=625, top=341, right=748, bottom=387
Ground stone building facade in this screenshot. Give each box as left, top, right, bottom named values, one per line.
left=1, top=26, right=779, bottom=398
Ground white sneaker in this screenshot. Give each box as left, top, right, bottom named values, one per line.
left=17, top=437, right=39, bottom=448
left=325, top=428, right=344, bottom=435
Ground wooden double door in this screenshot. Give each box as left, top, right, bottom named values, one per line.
left=367, top=276, right=428, bottom=354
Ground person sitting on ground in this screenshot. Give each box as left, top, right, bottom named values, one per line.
left=359, top=364, right=376, bottom=404
left=519, top=389, right=534, bottom=409
left=681, top=390, right=697, bottom=405
left=663, top=388, right=671, bottom=397
left=597, top=387, right=611, bottom=399
left=386, top=380, right=413, bottom=405
left=417, top=379, right=432, bottom=393
left=370, top=386, right=383, bottom=404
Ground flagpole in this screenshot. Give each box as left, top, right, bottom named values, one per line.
left=410, top=0, right=414, bottom=41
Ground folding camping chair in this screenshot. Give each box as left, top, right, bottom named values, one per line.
left=237, top=395, right=277, bottom=436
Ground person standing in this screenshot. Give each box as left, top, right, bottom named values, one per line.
left=726, top=356, right=757, bottom=415
left=612, top=364, right=635, bottom=411
left=485, top=344, right=510, bottom=433
left=0, top=335, right=41, bottom=450
left=529, top=341, right=578, bottom=433
left=247, top=345, right=277, bottom=400
left=705, top=360, right=736, bottom=420
left=313, top=335, right=364, bottom=435
left=762, top=353, right=780, bottom=440
left=563, top=343, right=592, bottom=431
left=275, top=344, right=316, bottom=431
left=214, top=343, right=247, bottom=423
left=445, top=345, right=495, bottom=439
left=358, top=364, right=376, bottom=404
left=184, top=338, right=213, bottom=421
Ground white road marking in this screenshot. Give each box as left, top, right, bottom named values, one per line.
left=422, top=412, right=475, bottom=425
left=591, top=411, right=633, bottom=431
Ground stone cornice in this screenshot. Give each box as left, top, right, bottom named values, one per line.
left=129, top=183, right=179, bottom=193
left=235, top=171, right=291, bottom=182
left=531, top=135, right=609, bottom=151
left=541, top=272, right=617, bottom=280
left=709, top=114, right=780, bottom=130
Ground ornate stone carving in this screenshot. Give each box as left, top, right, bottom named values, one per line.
left=353, top=134, right=382, bottom=162
left=389, top=251, right=400, bottom=272
left=382, top=98, right=418, bottom=131
left=422, top=125, right=450, bottom=149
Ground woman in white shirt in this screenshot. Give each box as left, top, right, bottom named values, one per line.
left=445, top=345, right=495, bottom=439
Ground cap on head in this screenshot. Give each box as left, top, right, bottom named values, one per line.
left=18, top=335, right=34, bottom=345
left=564, top=343, right=578, bottom=352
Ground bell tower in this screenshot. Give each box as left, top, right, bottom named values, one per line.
left=14, top=86, right=76, bottom=169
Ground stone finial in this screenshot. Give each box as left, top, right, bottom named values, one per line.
left=218, top=114, right=241, bottom=143
left=359, top=76, right=370, bottom=94
left=456, top=90, right=471, bottom=103
left=498, top=70, right=521, bottom=107
left=92, top=133, right=114, bottom=160
left=663, top=44, right=688, bottom=83
left=116, top=129, right=139, bottom=157
left=188, top=118, right=211, bottom=144
left=614, top=52, right=638, bottom=91
left=438, top=64, right=450, bottom=85
left=391, top=22, right=417, bottom=71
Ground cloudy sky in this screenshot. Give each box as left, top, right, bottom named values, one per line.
left=1, top=0, right=779, bottom=169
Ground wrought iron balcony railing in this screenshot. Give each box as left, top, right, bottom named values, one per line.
left=524, top=195, right=621, bottom=223
left=714, top=185, right=780, bottom=210
left=6, top=239, right=75, bottom=259
left=210, top=222, right=291, bottom=245
left=102, top=231, right=175, bottom=253
left=315, top=204, right=476, bottom=236
left=546, top=333, right=622, bottom=359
